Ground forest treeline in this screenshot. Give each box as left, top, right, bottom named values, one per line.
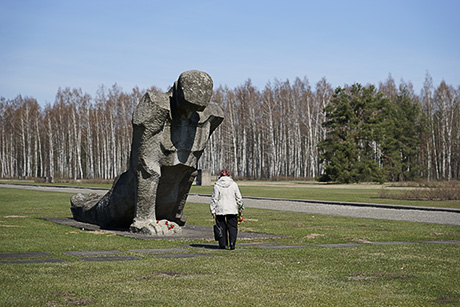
left=1, top=73, right=459, bottom=182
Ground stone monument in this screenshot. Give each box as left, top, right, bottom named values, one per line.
left=70, top=70, right=224, bottom=235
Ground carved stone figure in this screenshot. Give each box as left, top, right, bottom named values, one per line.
left=70, top=70, right=224, bottom=235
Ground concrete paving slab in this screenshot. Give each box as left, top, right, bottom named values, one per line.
left=129, top=248, right=188, bottom=254
left=370, top=241, right=417, bottom=245
left=63, top=250, right=123, bottom=256
left=423, top=240, right=460, bottom=244
left=0, top=252, right=53, bottom=259
left=78, top=256, right=142, bottom=262
left=154, top=253, right=215, bottom=258
left=315, top=243, right=364, bottom=248
left=237, top=242, right=284, bottom=246
left=253, top=245, right=314, bottom=249
left=1, top=258, right=66, bottom=264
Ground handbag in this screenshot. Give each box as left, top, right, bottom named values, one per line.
left=213, top=221, right=223, bottom=241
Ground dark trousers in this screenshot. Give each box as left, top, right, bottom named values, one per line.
left=216, top=214, right=238, bottom=248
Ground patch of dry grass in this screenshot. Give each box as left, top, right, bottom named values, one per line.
left=380, top=180, right=460, bottom=201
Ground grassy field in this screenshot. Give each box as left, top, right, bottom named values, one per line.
left=190, top=182, right=460, bottom=209
left=2, top=178, right=459, bottom=209
left=1, top=186, right=460, bottom=306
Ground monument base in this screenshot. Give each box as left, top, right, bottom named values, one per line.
left=129, top=219, right=182, bottom=236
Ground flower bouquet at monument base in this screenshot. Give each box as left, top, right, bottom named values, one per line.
left=237, top=201, right=245, bottom=225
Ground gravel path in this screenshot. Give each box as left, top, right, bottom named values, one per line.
left=2, top=183, right=459, bottom=226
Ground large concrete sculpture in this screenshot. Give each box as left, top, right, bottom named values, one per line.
left=70, top=70, right=224, bottom=235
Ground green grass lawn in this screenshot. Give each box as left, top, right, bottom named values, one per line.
left=1, top=187, right=459, bottom=306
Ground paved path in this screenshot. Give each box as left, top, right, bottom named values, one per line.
left=1, top=183, right=459, bottom=226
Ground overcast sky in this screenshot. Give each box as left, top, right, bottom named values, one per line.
left=1, top=0, right=459, bottom=106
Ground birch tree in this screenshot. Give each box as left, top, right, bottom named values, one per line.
left=421, top=73, right=436, bottom=180
left=314, top=78, right=333, bottom=178
left=433, top=81, right=456, bottom=180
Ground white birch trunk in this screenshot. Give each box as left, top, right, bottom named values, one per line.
left=265, top=93, right=276, bottom=178
left=86, top=107, right=94, bottom=178
left=20, top=111, right=26, bottom=177
left=47, top=116, right=54, bottom=179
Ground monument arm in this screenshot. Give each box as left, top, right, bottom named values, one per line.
left=133, top=91, right=171, bottom=133
left=130, top=91, right=170, bottom=176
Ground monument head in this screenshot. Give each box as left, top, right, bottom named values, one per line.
left=173, top=70, right=213, bottom=119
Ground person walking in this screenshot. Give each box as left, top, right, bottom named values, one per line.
left=210, top=169, right=243, bottom=250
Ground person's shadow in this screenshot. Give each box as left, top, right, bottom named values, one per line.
left=189, top=244, right=220, bottom=249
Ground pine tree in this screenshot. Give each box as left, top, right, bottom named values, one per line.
left=380, top=85, right=426, bottom=181
left=319, top=84, right=385, bottom=183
